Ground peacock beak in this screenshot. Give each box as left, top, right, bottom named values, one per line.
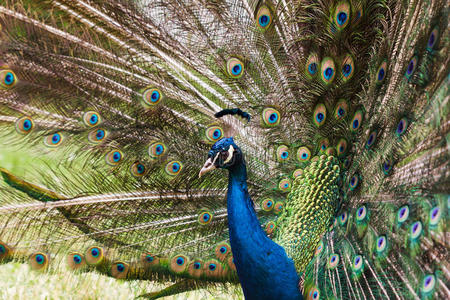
left=199, top=157, right=217, bottom=178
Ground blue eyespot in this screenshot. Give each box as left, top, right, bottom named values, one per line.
left=146, top=255, right=154, bottom=262
left=378, top=68, right=385, bottom=81
left=4, top=72, right=14, bottom=85
left=0, top=245, right=5, bottom=254
left=150, top=90, right=160, bottom=103
left=90, top=114, right=98, bottom=124
left=376, top=61, right=387, bottom=83
left=73, top=254, right=82, bottom=264
left=91, top=248, right=100, bottom=258
left=382, top=159, right=393, bottom=175
left=45, top=132, right=64, bottom=147
left=194, top=262, right=201, bottom=269
left=220, top=247, right=227, bottom=254
left=176, top=257, right=185, bottom=265
left=308, top=63, right=317, bottom=75
left=396, top=118, right=408, bottom=136
left=23, top=119, right=32, bottom=130
left=259, top=15, right=270, bottom=27
left=112, top=151, right=121, bottom=162
left=405, top=56, right=418, bottom=79
left=116, top=263, right=125, bottom=272
left=208, top=263, right=217, bottom=271
left=232, top=64, right=242, bottom=75
left=96, top=129, right=105, bottom=140
left=35, top=254, right=45, bottom=264
left=323, top=67, right=334, bottom=80
left=342, top=63, right=352, bottom=77
left=337, top=12, right=347, bottom=26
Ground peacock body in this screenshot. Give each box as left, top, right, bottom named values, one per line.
left=0, top=0, right=449, bottom=299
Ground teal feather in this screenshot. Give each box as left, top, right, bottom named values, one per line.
left=0, top=0, right=449, bottom=299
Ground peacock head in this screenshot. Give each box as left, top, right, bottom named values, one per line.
left=199, top=137, right=242, bottom=177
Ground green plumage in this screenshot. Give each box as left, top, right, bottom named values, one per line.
left=0, top=0, right=448, bottom=299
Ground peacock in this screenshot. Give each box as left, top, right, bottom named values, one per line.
left=0, top=0, right=448, bottom=299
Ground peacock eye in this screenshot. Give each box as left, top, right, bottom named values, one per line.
left=105, top=149, right=124, bottom=166
left=350, top=110, right=363, bottom=131
left=0, top=69, right=17, bottom=89
left=256, top=5, right=272, bottom=29
left=341, top=54, right=354, bottom=81
left=44, top=132, right=64, bottom=147
left=336, top=138, right=347, bottom=157
left=320, top=57, right=335, bottom=84
left=142, top=87, right=163, bottom=106
left=313, top=103, right=327, bottom=127
left=261, top=198, right=274, bottom=212
left=395, top=117, right=408, bottom=136
left=334, top=2, right=350, bottom=29
left=421, top=274, right=436, bottom=294
left=297, top=146, right=311, bottom=162
left=278, top=178, right=291, bottom=192
left=15, top=116, right=34, bottom=135
left=349, top=173, right=359, bottom=191
left=338, top=212, right=348, bottom=225
left=205, top=126, right=223, bottom=143
left=356, top=205, right=368, bottom=221
left=334, top=99, right=348, bottom=120
left=83, top=111, right=102, bottom=127
left=376, top=61, right=387, bottom=83
left=327, top=253, right=340, bottom=269
left=262, top=107, right=281, bottom=127
left=366, top=130, right=377, bottom=149
left=375, top=235, right=387, bottom=254
left=148, top=142, right=166, bottom=159
left=405, top=56, right=418, bottom=79
left=88, top=128, right=108, bottom=143
left=305, top=53, right=320, bottom=78
left=276, top=145, right=290, bottom=162
left=410, top=221, right=423, bottom=240
left=165, top=160, right=183, bottom=176
left=352, top=255, right=364, bottom=273
left=397, top=205, right=409, bottom=224
left=427, top=26, right=439, bottom=50
left=130, top=161, right=147, bottom=177
left=30, top=252, right=49, bottom=270
left=170, top=255, right=189, bottom=273
left=226, top=58, right=245, bottom=78
left=382, top=159, right=393, bottom=175
left=429, top=206, right=441, bottom=226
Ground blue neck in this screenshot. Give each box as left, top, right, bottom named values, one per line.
left=226, top=162, right=303, bottom=300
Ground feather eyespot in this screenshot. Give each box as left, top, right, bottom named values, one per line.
left=429, top=206, right=441, bottom=227
left=355, top=205, right=367, bottom=221
left=273, top=202, right=283, bottom=214
left=141, top=252, right=159, bottom=267
left=15, top=116, right=34, bottom=135
left=320, top=57, right=335, bottom=84
left=88, top=128, right=108, bottom=143
left=85, top=246, right=105, bottom=265
left=226, top=58, right=244, bottom=78
left=198, top=210, right=213, bottom=225
left=397, top=205, right=410, bottom=224
left=261, top=198, right=274, bottom=212
left=305, top=53, right=320, bottom=78
left=327, top=254, right=340, bottom=269
left=410, top=221, right=423, bottom=240
left=375, top=235, right=387, bottom=254
left=30, top=252, right=48, bottom=270
left=376, top=61, right=387, bottom=83
left=350, top=110, right=363, bottom=131
left=142, top=88, right=162, bottom=106
left=170, top=255, right=189, bottom=273
left=44, top=132, right=64, bottom=147
left=67, top=252, right=85, bottom=270
left=111, top=262, right=129, bottom=279
left=382, top=159, right=393, bottom=175
left=148, top=142, right=166, bottom=159
left=352, top=255, right=364, bottom=273
left=297, top=146, right=311, bottom=162
left=336, top=138, right=348, bottom=157
left=421, top=274, right=436, bottom=295
left=83, top=111, right=101, bottom=127
left=313, top=103, right=327, bottom=127
left=0, top=69, right=17, bottom=89
left=341, top=55, right=354, bottom=81
left=215, top=242, right=231, bottom=261
left=130, top=162, right=147, bottom=177
left=307, top=287, right=320, bottom=300
left=395, top=117, right=408, bottom=136
left=256, top=5, right=272, bottom=29
left=105, top=150, right=124, bottom=166
left=405, top=56, right=418, bottom=79
left=265, top=221, right=276, bottom=235
left=188, top=259, right=204, bottom=277
left=205, top=259, right=224, bottom=277
left=315, top=241, right=324, bottom=256
left=205, top=126, right=223, bottom=143
left=318, top=138, right=329, bottom=153
left=427, top=26, right=439, bottom=51
left=262, top=108, right=280, bottom=127
left=276, top=145, right=290, bottom=162
left=349, top=174, right=359, bottom=191
left=333, top=2, right=350, bottom=29
left=366, top=130, right=377, bottom=149
left=338, top=212, right=348, bottom=225
left=334, top=99, right=348, bottom=120
left=165, top=161, right=182, bottom=176
left=278, top=178, right=291, bottom=192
